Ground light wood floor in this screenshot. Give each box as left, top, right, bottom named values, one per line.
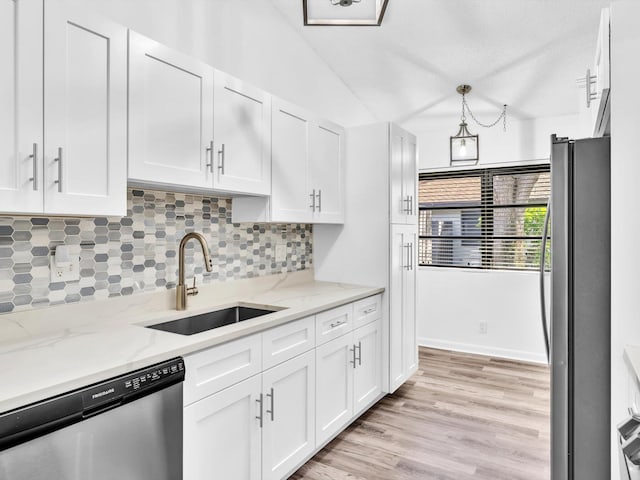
left=290, top=347, right=550, bottom=480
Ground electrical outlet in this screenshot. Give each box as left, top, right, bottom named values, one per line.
left=275, top=244, right=287, bottom=263
left=49, top=246, right=80, bottom=282
left=479, top=321, right=488, bottom=334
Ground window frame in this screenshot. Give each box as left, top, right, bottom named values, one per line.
left=418, top=164, right=551, bottom=271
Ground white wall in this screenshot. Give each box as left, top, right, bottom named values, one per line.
left=610, top=2, right=640, bottom=478
left=75, top=0, right=375, bottom=127
left=413, top=113, right=583, bottom=363
left=415, top=113, right=588, bottom=170
left=418, top=268, right=549, bottom=363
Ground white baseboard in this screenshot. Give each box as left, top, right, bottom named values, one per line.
left=418, top=337, right=548, bottom=365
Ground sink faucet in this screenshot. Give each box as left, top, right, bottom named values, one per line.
left=176, top=232, right=213, bottom=310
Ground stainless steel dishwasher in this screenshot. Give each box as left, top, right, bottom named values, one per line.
left=0, top=357, right=184, bottom=480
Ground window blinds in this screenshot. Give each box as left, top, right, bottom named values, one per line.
left=418, top=165, right=551, bottom=271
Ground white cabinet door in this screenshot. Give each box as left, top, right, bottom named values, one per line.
left=353, top=319, right=382, bottom=415
left=315, top=333, right=354, bottom=446
left=403, top=133, right=418, bottom=226
left=390, top=124, right=406, bottom=224
left=270, top=98, right=313, bottom=223
left=128, top=31, right=214, bottom=190
left=262, top=350, right=315, bottom=480
left=213, top=70, right=271, bottom=195
left=0, top=0, right=43, bottom=214
left=403, top=231, right=418, bottom=377
left=390, top=224, right=417, bottom=392
left=390, top=124, right=417, bottom=225
left=389, top=226, right=406, bottom=390
left=184, top=375, right=262, bottom=480
left=309, top=120, right=345, bottom=224
left=43, top=0, right=127, bottom=216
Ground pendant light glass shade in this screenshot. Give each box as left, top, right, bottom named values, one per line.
left=450, top=121, right=479, bottom=166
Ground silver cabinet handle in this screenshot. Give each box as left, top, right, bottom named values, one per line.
left=403, top=196, right=411, bottom=214
left=309, top=189, right=316, bottom=212
left=206, top=140, right=214, bottom=173
left=256, top=393, right=264, bottom=428
left=363, top=306, right=376, bottom=314
left=356, top=341, right=362, bottom=366
left=330, top=319, right=345, bottom=328
left=266, top=387, right=274, bottom=422
left=54, top=147, right=62, bottom=193
left=316, top=190, right=322, bottom=213
left=218, top=143, right=225, bottom=174
left=349, top=345, right=356, bottom=369
left=29, top=143, right=38, bottom=191
left=404, top=243, right=411, bottom=271
left=409, top=195, right=414, bottom=215
left=585, top=68, right=598, bottom=108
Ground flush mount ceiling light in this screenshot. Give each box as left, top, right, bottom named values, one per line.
left=303, top=0, right=389, bottom=26
left=450, top=85, right=508, bottom=166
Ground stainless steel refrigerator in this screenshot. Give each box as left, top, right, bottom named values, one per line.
left=542, top=135, right=611, bottom=480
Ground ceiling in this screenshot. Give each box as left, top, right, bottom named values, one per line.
left=269, top=0, right=610, bottom=131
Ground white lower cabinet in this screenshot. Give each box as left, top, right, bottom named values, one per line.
left=315, top=318, right=382, bottom=446
left=390, top=224, right=418, bottom=392
left=316, top=332, right=354, bottom=445
left=353, top=320, right=383, bottom=415
left=261, top=350, right=315, bottom=480
left=183, top=349, right=315, bottom=480
left=184, top=375, right=262, bottom=480
left=183, top=296, right=382, bottom=480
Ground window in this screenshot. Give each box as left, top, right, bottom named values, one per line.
left=418, top=165, right=550, bottom=271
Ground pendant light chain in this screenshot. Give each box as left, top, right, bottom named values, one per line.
left=462, top=94, right=508, bottom=132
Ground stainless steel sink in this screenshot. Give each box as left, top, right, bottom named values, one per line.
left=146, top=305, right=282, bottom=336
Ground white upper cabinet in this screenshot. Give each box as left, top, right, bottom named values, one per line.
left=0, top=0, right=43, bottom=214
left=0, top=0, right=126, bottom=216
left=128, top=31, right=214, bottom=191
left=233, top=97, right=345, bottom=225
left=390, top=124, right=417, bottom=225
left=213, top=70, right=271, bottom=196
left=270, top=99, right=313, bottom=223
left=309, top=119, right=345, bottom=224
left=44, top=0, right=127, bottom=216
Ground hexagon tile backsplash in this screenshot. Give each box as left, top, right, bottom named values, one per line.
left=0, top=189, right=312, bottom=314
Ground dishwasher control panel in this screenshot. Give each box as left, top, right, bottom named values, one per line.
left=82, top=358, right=185, bottom=412
left=124, top=361, right=184, bottom=392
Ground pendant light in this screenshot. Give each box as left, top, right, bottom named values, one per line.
left=450, top=85, right=507, bottom=166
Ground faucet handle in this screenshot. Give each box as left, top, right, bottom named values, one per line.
left=187, top=277, right=199, bottom=297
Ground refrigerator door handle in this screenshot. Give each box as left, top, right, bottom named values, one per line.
left=539, top=199, right=551, bottom=365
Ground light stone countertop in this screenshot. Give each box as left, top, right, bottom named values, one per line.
left=0, top=270, right=383, bottom=413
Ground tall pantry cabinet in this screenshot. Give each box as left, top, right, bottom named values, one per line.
left=314, top=122, right=418, bottom=393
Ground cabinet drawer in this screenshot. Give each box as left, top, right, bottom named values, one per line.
left=262, top=316, right=316, bottom=370
left=353, top=294, right=382, bottom=329
left=183, top=333, right=262, bottom=406
left=316, top=304, right=353, bottom=345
